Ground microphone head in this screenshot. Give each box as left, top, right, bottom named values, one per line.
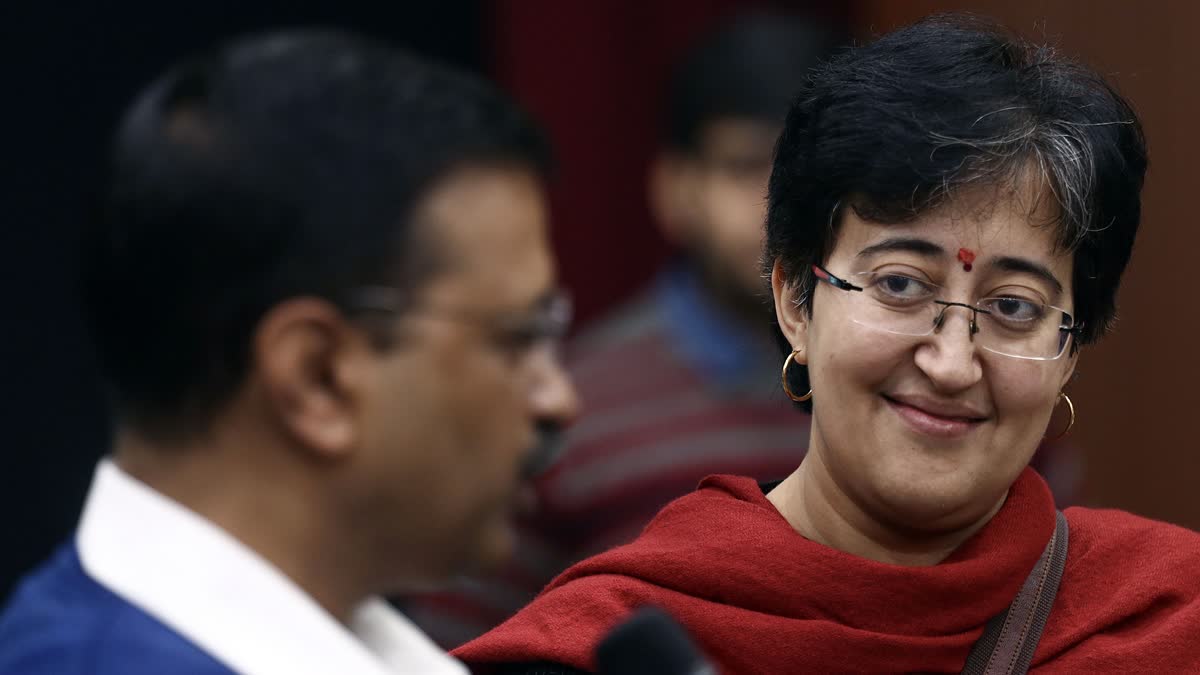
left=595, top=606, right=715, bottom=675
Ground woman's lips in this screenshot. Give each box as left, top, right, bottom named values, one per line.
left=884, top=395, right=985, bottom=439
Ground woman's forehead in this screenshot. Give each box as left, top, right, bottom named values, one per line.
left=833, top=187, right=1070, bottom=267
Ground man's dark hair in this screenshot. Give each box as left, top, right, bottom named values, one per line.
left=664, top=13, right=843, bottom=153
left=667, top=13, right=844, bottom=153
left=766, top=14, right=1147, bottom=348
left=84, top=30, right=551, bottom=439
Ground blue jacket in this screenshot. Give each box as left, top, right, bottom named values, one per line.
left=0, top=542, right=235, bottom=675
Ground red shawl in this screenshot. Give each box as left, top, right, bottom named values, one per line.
left=455, top=468, right=1200, bottom=673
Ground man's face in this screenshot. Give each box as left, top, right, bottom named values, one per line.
left=653, top=119, right=780, bottom=308
left=353, top=165, right=578, bottom=585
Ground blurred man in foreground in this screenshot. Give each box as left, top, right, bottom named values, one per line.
left=0, top=30, right=576, bottom=674
left=405, top=14, right=841, bottom=647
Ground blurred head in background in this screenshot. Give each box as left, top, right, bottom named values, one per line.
left=649, top=14, right=842, bottom=324
left=84, top=29, right=578, bottom=616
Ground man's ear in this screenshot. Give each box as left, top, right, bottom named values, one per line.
left=647, top=151, right=700, bottom=245
left=771, top=258, right=809, bottom=364
left=252, top=297, right=369, bottom=459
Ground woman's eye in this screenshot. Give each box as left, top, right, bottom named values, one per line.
left=985, top=297, right=1044, bottom=322
left=875, top=274, right=931, bottom=298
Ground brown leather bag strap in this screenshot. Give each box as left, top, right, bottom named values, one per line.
left=961, top=510, right=1069, bottom=675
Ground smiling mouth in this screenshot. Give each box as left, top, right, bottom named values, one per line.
left=883, top=395, right=987, bottom=439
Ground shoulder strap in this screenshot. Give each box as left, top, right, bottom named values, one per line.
left=961, top=510, right=1069, bottom=675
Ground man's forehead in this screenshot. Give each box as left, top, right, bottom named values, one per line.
left=702, top=119, right=780, bottom=150
left=414, top=165, right=554, bottom=305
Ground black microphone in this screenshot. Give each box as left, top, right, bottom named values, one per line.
left=594, top=607, right=717, bottom=675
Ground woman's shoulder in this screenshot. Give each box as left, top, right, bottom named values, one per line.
left=1065, top=506, right=1200, bottom=557
left=1038, top=508, right=1200, bottom=668
left=1061, top=506, right=1200, bottom=596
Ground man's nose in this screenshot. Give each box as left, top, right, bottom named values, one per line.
left=527, top=347, right=580, bottom=427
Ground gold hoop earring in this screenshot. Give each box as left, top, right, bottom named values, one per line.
left=781, top=349, right=812, bottom=402
left=1048, top=392, right=1075, bottom=441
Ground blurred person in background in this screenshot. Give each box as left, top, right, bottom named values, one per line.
left=404, top=13, right=842, bottom=648
left=457, top=15, right=1200, bottom=674
left=0, top=29, right=576, bottom=675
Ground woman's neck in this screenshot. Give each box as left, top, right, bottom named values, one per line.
left=765, top=452, right=1005, bottom=567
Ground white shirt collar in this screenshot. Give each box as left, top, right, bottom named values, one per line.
left=76, top=459, right=467, bottom=675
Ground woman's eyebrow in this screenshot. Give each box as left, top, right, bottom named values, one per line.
left=987, top=256, right=1064, bottom=295
left=856, top=237, right=945, bottom=260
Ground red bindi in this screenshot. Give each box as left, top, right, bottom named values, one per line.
left=957, top=247, right=976, bottom=272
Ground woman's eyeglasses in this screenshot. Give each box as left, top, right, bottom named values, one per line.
left=804, top=264, right=1079, bottom=361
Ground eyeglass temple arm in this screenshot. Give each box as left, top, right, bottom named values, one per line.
left=812, top=264, right=864, bottom=292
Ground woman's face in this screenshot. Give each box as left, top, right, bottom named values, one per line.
left=774, top=187, right=1078, bottom=533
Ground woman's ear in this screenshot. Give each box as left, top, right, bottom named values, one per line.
left=771, top=258, right=809, bottom=363
left=1058, top=347, right=1080, bottom=393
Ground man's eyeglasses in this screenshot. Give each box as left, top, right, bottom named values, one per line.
left=805, top=264, right=1080, bottom=361
left=346, top=286, right=572, bottom=363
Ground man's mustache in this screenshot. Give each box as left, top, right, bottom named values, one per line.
left=520, top=421, right=566, bottom=480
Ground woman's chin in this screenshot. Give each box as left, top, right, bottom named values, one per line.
left=863, top=470, right=1006, bottom=535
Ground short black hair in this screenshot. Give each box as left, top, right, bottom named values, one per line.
left=664, top=13, right=842, bottom=152
left=767, top=14, right=1146, bottom=348
left=84, top=29, right=550, bottom=438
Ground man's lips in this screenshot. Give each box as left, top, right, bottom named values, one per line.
left=500, top=426, right=566, bottom=520
left=514, top=483, right=540, bottom=517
